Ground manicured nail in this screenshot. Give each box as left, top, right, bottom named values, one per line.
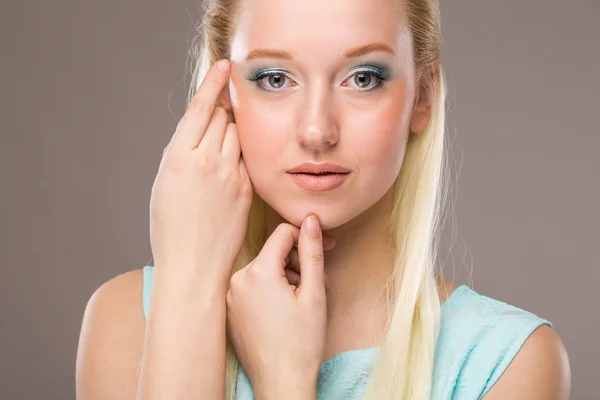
left=217, top=59, right=230, bottom=73
left=306, top=215, right=321, bottom=238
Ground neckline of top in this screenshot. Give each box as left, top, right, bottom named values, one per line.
left=320, top=284, right=470, bottom=367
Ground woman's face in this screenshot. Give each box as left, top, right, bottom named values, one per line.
left=227, top=0, right=430, bottom=230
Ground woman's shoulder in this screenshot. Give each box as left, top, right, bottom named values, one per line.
left=440, top=284, right=553, bottom=333
left=433, top=284, right=555, bottom=398
left=76, top=267, right=146, bottom=398
left=80, top=267, right=146, bottom=333
left=84, top=267, right=146, bottom=323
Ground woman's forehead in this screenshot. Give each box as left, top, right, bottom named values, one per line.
left=230, top=0, right=409, bottom=64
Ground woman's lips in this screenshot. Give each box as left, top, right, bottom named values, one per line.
left=287, top=172, right=350, bottom=192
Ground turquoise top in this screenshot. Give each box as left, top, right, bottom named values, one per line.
left=142, top=265, right=552, bottom=399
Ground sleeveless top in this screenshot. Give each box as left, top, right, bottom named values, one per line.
left=141, top=265, right=552, bottom=399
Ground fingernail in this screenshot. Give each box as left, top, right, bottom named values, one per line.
left=306, top=215, right=321, bottom=238
left=217, top=59, right=230, bottom=73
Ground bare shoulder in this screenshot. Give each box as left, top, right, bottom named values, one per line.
left=481, top=324, right=571, bottom=400
left=76, top=268, right=147, bottom=400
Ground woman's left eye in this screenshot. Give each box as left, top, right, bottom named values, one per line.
left=344, top=69, right=386, bottom=91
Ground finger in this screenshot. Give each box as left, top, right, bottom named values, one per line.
left=221, top=122, right=241, bottom=161
left=161, top=143, right=171, bottom=162
left=258, top=223, right=300, bottom=277
left=197, top=106, right=229, bottom=151
left=238, top=157, right=252, bottom=187
left=297, top=215, right=326, bottom=299
left=286, top=268, right=332, bottom=293
left=287, top=248, right=332, bottom=293
left=323, top=235, right=336, bottom=251
left=285, top=267, right=331, bottom=293
left=294, top=233, right=335, bottom=251
left=170, top=59, right=231, bottom=152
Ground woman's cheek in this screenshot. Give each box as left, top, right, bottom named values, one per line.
left=238, top=102, right=290, bottom=158
left=352, top=117, right=408, bottom=187
left=235, top=117, right=284, bottom=195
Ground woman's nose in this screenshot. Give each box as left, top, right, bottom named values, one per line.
left=296, top=91, right=340, bottom=151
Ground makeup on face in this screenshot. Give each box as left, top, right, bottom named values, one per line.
left=236, top=42, right=399, bottom=94
left=243, top=61, right=395, bottom=94
left=287, top=172, right=350, bottom=191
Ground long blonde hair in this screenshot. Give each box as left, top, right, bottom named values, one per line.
left=186, top=0, right=448, bottom=398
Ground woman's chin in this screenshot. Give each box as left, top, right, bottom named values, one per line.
left=261, top=190, right=362, bottom=232
left=274, top=207, right=350, bottom=231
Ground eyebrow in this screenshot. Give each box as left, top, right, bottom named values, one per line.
left=245, top=42, right=395, bottom=61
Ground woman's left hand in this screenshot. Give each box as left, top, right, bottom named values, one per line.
left=226, top=215, right=330, bottom=399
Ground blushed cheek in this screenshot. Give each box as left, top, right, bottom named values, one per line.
left=237, top=112, right=281, bottom=154
left=233, top=103, right=288, bottom=185
left=353, top=110, right=409, bottom=178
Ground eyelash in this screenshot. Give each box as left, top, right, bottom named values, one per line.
left=246, top=66, right=389, bottom=93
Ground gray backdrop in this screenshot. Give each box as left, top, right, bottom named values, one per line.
left=2, top=0, right=598, bottom=398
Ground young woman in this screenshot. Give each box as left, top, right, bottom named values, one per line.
left=76, top=0, right=571, bottom=398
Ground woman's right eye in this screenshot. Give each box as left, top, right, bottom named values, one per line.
left=247, top=70, right=297, bottom=92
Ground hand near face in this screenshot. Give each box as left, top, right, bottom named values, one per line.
left=225, top=215, right=330, bottom=398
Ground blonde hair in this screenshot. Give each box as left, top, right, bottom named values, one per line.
left=186, top=0, right=448, bottom=398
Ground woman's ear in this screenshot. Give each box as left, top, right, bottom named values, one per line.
left=409, top=81, right=434, bottom=134
left=217, top=81, right=236, bottom=123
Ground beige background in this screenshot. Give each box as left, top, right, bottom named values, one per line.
left=2, top=1, right=598, bottom=398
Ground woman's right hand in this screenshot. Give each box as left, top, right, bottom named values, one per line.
left=149, top=59, right=253, bottom=288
